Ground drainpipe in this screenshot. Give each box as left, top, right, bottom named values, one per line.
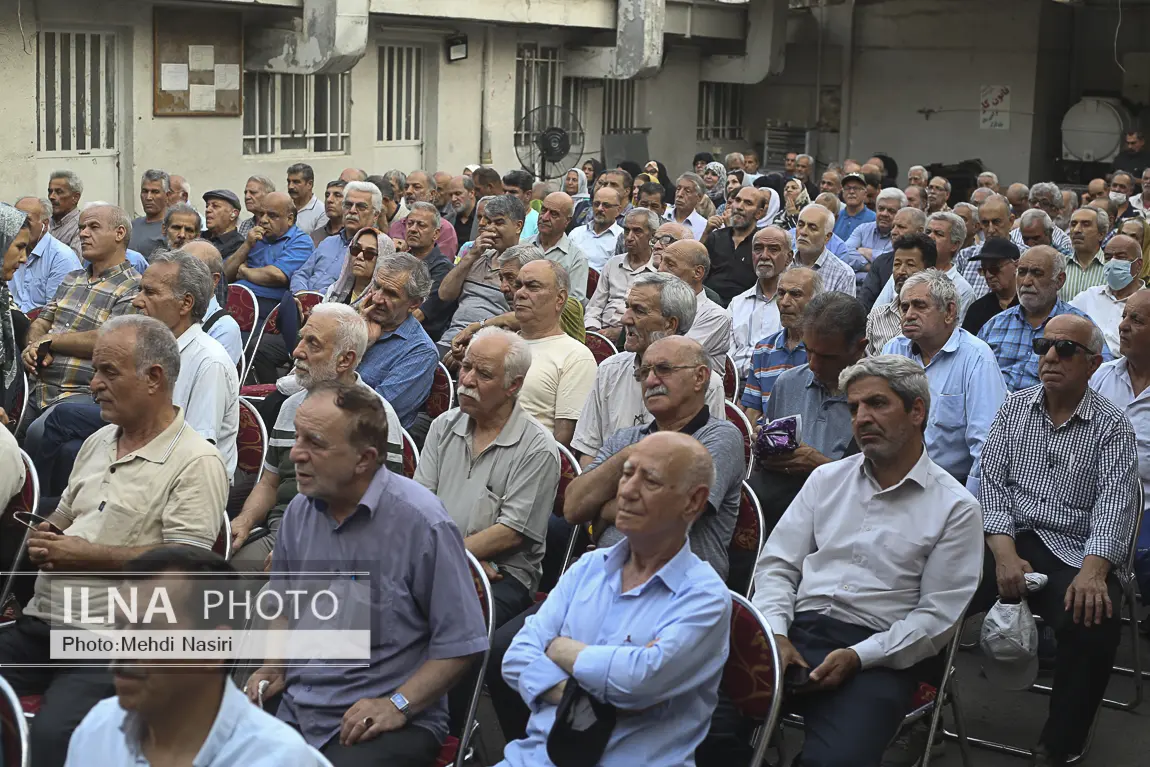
left=700, top=0, right=786, bottom=84
left=246, top=0, right=369, bottom=75
left=480, top=26, right=494, bottom=166
left=565, top=0, right=666, bottom=79
left=837, top=0, right=856, bottom=161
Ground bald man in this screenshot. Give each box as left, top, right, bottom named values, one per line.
left=224, top=190, right=313, bottom=321
left=1006, top=183, right=1030, bottom=219
left=183, top=239, right=243, bottom=365
left=529, top=191, right=589, bottom=306
left=1071, top=234, right=1146, bottom=356
left=339, top=167, right=367, bottom=183
left=651, top=221, right=692, bottom=269
left=975, top=313, right=1138, bottom=765
left=432, top=170, right=455, bottom=222
left=658, top=240, right=733, bottom=373
left=960, top=194, right=1015, bottom=297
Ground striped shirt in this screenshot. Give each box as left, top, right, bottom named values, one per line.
left=34, top=261, right=140, bottom=409
left=866, top=299, right=903, bottom=356
left=740, top=328, right=807, bottom=414
left=1009, top=225, right=1074, bottom=258
left=957, top=243, right=989, bottom=298
left=1060, top=251, right=1107, bottom=301
left=787, top=249, right=857, bottom=297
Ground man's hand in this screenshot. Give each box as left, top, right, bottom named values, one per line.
left=546, top=636, right=588, bottom=673
left=481, top=561, right=502, bottom=582
left=774, top=634, right=809, bottom=671
left=450, top=322, right=482, bottom=363
left=762, top=444, right=831, bottom=476
left=394, top=238, right=408, bottom=252
left=995, top=555, right=1034, bottom=601
left=263, top=550, right=273, bottom=574
left=244, top=667, right=286, bottom=706
left=472, top=230, right=496, bottom=255
left=706, top=215, right=724, bottom=232
left=358, top=303, right=384, bottom=346
left=231, top=515, right=255, bottom=551
left=1065, top=560, right=1113, bottom=627
left=21, top=341, right=52, bottom=375
left=26, top=531, right=96, bottom=571
left=808, top=648, right=860, bottom=691
left=340, top=696, right=407, bottom=746
left=245, top=226, right=266, bottom=247
left=541, top=680, right=568, bottom=706
left=857, top=246, right=873, bottom=262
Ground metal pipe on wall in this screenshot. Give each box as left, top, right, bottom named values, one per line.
left=837, top=0, right=856, bottom=161
left=480, top=25, right=494, bottom=165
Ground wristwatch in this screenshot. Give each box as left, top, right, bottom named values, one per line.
left=390, top=692, right=411, bottom=721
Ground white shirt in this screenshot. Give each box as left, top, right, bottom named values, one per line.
left=752, top=449, right=984, bottom=670
left=518, top=333, right=598, bottom=433
left=293, top=194, right=328, bottom=235
left=689, top=291, right=734, bottom=375
left=663, top=207, right=708, bottom=240
left=1071, top=283, right=1143, bottom=358
left=572, top=351, right=726, bottom=458
left=584, top=254, right=657, bottom=329
left=174, top=323, right=240, bottom=478
left=0, top=425, right=24, bottom=506
left=569, top=222, right=624, bottom=272
left=875, top=265, right=976, bottom=321
left=1090, top=358, right=1150, bottom=521
left=727, top=282, right=782, bottom=375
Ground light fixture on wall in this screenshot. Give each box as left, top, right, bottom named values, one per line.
left=446, top=34, right=468, bottom=62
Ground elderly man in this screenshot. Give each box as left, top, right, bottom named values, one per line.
left=498, top=430, right=731, bottom=767
left=1071, top=233, right=1145, bottom=357
left=820, top=169, right=843, bottom=197
left=9, top=196, right=81, bottom=312
left=129, top=169, right=170, bottom=258
left=979, top=246, right=1109, bottom=391
left=874, top=212, right=974, bottom=319
left=400, top=201, right=456, bottom=343
left=1015, top=208, right=1056, bottom=253
left=529, top=191, right=589, bottom=306
left=1006, top=182, right=1030, bottom=217
left=246, top=381, right=486, bottom=764
left=884, top=269, right=1006, bottom=493
left=703, top=185, right=765, bottom=305
left=833, top=172, right=876, bottom=242
left=907, top=165, right=930, bottom=187
left=0, top=315, right=228, bottom=767
left=47, top=170, right=85, bottom=256
left=925, top=176, right=951, bottom=214
left=417, top=325, right=559, bottom=627
left=230, top=303, right=402, bottom=572
left=291, top=181, right=381, bottom=297
left=183, top=239, right=242, bottom=365
left=741, top=267, right=823, bottom=423
left=845, top=187, right=905, bottom=281
left=791, top=204, right=857, bottom=297
left=652, top=221, right=691, bottom=269
left=1109, top=171, right=1139, bottom=223
left=664, top=172, right=709, bottom=240
left=201, top=189, right=244, bottom=261
left=1132, top=167, right=1150, bottom=213
left=754, top=355, right=983, bottom=767
left=570, top=185, right=625, bottom=272
left=974, top=314, right=1138, bottom=766
left=161, top=203, right=201, bottom=253
left=858, top=207, right=928, bottom=310
left=1064, top=207, right=1110, bottom=300
left=389, top=170, right=459, bottom=258
left=167, top=175, right=190, bottom=207
left=285, top=163, right=326, bottom=234
left=977, top=171, right=1000, bottom=192
left=1026, top=183, right=1074, bottom=241
left=432, top=170, right=455, bottom=222
left=659, top=240, right=733, bottom=373
left=448, top=175, right=477, bottom=246
left=958, top=193, right=1016, bottom=297
left=239, top=175, right=276, bottom=238
left=962, top=237, right=1021, bottom=337
left=728, top=227, right=791, bottom=376
left=1082, top=177, right=1107, bottom=206
left=309, top=179, right=346, bottom=246
left=224, top=191, right=313, bottom=321
left=572, top=273, right=726, bottom=464
left=19, top=204, right=140, bottom=447
left=585, top=208, right=659, bottom=333
left=904, top=185, right=928, bottom=212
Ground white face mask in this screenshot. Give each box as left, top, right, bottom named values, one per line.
left=1110, top=191, right=1128, bottom=206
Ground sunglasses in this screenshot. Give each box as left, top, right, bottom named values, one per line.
left=977, top=261, right=1008, bottom=276
left=350, top=244, right=378, bottom=260
left=1032, top=338, right=1094, bottom=358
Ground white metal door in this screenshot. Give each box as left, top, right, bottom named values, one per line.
left=374, top=43, right=425, bottom=170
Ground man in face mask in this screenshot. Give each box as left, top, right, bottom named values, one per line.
left=1070, top=234, right=1145, bottom=357
left=1109, top=171, right=1138, bottom=224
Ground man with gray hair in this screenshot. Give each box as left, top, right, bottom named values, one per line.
left=1011, top=192, right=1074, bottom=257
left=753, top=353, right=982, bottom=767
left=926, top=175, right=951, bottom=213
left=585, top=207, right=659, bottom=332
left=10, top=195, right=82, bottom=312
left=907, top=165, right=930, bottom=187
left=389, top=170, right=459, bottom=259
left=184, top=239, right=243, bottom=365
left=872, top=212, right=975, bottom=320
left=402, top=200, right=456, bottom=342
left=47, top=170, right=84, bottom=256
left=290, top=180, right=382, bottom=295
left=572, top=273, right=726, bottom=466
left=658, top=239, right=733, bottom=373
left=161, top=202, right=202, bottom=253
left=129, top=169, right=171, bottom=258
left=0, top=314, right=228, bottom=767
left=790, top=204, right=857, bottom=297
left=1065, top=206, right=1110, bottom=300
left=978, top=170, right=1000, bottom=192
left=845, top=187, right=906, bottom=283
left=167, top=174, right=190, bottom=207
left=665, top=173, right=708, bottom=239
left=417, top=325, right=559, bottom=626
left=239, top=175, right=276, bottom=239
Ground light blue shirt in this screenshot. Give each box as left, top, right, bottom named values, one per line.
left=844, top=222, right=892, bottom=282
left=65, top=678, right=333, bottom=767
left=833, top=205, right=876, bottom=240
left=290, top=230, right=349, bottom=293
left=9, top=232, right=82, bottom=312
left=884, top=327, right=1007, bottom=496
left=520, top=208, right=540, bottom=241
left=81, top=249, right=149, bottom=274
left=498, top=538, right=731, bottom=767
left=358, top=312, right=439, bottom=428
left=203, top=295, right=243, bottom=366
left=789, top=227, right=851, bottom=261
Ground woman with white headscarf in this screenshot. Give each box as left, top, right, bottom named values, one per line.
left=0, top=203, right=33, bottom=419
left=564, top=167, right=591, bottom=227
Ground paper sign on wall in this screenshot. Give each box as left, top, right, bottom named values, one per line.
left=189, top=45, right=215, bottom=71
left=980, top=85, right=1011, bottom=130
left=160, top=63, right=189, bottom=92
left=189, top=84, right=217, bottom=112
left=214, top=63, right=240, bottom=91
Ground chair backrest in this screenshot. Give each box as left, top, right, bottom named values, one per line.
left=0, top=674, right=29, bottom=767
left=400, top=428, right=420, bottom=479
left=586, top=267, right=600, bottom=298
left=426, top=362, right=455, bottom=419
left=295, top=290, right=325, bottom=316
left=458, top=551, right=495, bottom=767
left=6, top=371, right=28, bottom=435
left=730, top=482, right=765, bottom=596
left=262, top=305, right=281, bottom=335
left=554, top=443, right=582, bottom=518
left=724, top=354, right=739, bottom=401
left=226, top=284, right=258, bottom=333
left=722, top=592, right=783, bottom=763
left=213, top=513, right=232, bottom=561
left=724, top=400, right=754, bottom=478
left=584, top=330, right=619, bottom=365
left=235, top=398, right=268, bottom=482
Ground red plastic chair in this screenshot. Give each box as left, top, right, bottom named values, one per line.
left=294, top=290, right=325, bottom=318
left=0, top=675, right=29, bottom=765
left=724, top=400, right=755, bottom=479
left=724, top=354, right=740, bottom=401
left=240, top=383, right=278, bottom=398
left=236, top=398, right=268, bottom=483
left=586, top=267, right=600, bottom=298
left=400, top=429, right=420, bottom=479
left=226, top=284, right=258, bottom=333
left=584, top=331, right=618, bottom=365
left=426, top=363, right=455, bottom=418
left=731, top=482, right=765, bottom=599
left=721, top=592, right=784, bottom=767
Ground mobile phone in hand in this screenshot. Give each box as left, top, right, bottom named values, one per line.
left=783, top=664, right=812, bottom=693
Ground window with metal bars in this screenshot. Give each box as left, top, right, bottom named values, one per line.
left=603, top=79, right=637, bottom=134
left=37, top=30, right=117, bottom=153
left=561, top=77, right=588, bottom=145
left=377, top=44, right=423, bottom=143
left=242, top=72, right=350, bottom=155
left=514, top=44, right=562, bottom=147
left=697, top=82, right=744, bottom=141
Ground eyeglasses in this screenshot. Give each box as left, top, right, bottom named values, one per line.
left=343, top=201, right=372, bottom=212
left=653, top=235, right=679, bottom=246
left=977, top=262, right=1006, bottom=276
left=592, top=201, right=618, bottom=210
left=633, top=363, right=699, bottom=381
left=1032, top=338, right=1094, bottom=358
left=349, top=244, right=378, bottom=260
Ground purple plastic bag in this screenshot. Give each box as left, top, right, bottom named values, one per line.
left=753, top=415, right=803, bottom=461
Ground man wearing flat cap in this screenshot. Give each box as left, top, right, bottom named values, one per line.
left=203, top=189, right=245, bottom=261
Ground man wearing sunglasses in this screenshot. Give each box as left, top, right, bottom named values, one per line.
left=973, top=314, right=1139, bottom=766
left=978, top=245, right=1111, bottom=392
left=963, top=237, right=1020, bottom=336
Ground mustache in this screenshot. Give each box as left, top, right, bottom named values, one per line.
left=458, top=385, right=480, bottom=400
left=644, top=385, right=669, bottom=400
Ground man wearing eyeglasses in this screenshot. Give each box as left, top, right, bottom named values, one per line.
left=972, top=313, right=1138, bottom=766
left=962, top=237, right=1021, bottom=336
left=569, top=186, right=625, bottom=273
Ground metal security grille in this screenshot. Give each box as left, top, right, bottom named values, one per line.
left=242, top=72, right=350, bottom=155
left=377, top=45, right=423, bottom=142
left=603, top=79, right=636, bottom=134
left=37, top=31, right=117, bottom=152
left=697, top=81, right=744, bottom=141
left=514, top=44, right=562, bottom=147
left=561, top=77, right=589, bottom=145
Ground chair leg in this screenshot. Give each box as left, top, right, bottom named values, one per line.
left=946, top=679, right=973, bottom=767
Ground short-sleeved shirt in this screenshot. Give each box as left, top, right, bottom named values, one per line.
left=272, top=466, right=489, bottom=749
left=264, top=374, right=404, bottom=527
left=414, top=404, right=560, bottom=592
left=9, top=233, right=82, bottom=312
left=174, top=323, right=239, bottom=477
left=441, top=251, right=509, bottom=342
left=25, top=409, right=228, bottom=625
left=235, top=226, right=315, bottom=301
left=293, top=195, right=328, bottom=235
left=571, top=350, right=726, bottom=458
left=518, top=333, right=597, bottom=433
left=128, top=218, right=165, bottom=260
left=741, top=328, right=807, bottom=414
left=833, top=205, right=876, bottom=241
left=206, top=229, right=245, bottom=262
left=569, top=222, right=624, bottom=273
left=584, top=254, right=656, bottom=329
left=589, top=409, right=746, bottom=580
left=35, top=260, right=141, bottom=409
left=764, top=364, right=855, bottom=461
left=358, top=313, right=440, bottom=428
left=704, top=228, right=756, bottom=306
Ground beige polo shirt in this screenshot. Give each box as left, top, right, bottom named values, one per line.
left=25, top=408, right=229, bottom=626
left=518, top=333, right=598, bottom=433
left=413, top=403, right=560, bottom=593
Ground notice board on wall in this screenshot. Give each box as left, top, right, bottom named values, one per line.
left=153, top=7, right=243, bottom=116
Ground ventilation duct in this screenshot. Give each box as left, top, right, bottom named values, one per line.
left=701, top=0, right=787, bottom=84
left=246, top=0, right=369, bottom=75
left=564, top=0, right=666, bottom=80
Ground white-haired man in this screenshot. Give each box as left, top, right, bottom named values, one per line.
left=664, top=173, right=709, bottom=240
left=873, top=211, right=975, bottom=320
left=844, top=187, right=906, bottom=282
left=585, top=208, right=659, bottom=333
left=907, top=165, right=930, bottom=188
left=291, top=180, right=382, bottom=295
left=658, top=239, right=733, bottom=373
left=789, top=204, right=856, bottom=296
